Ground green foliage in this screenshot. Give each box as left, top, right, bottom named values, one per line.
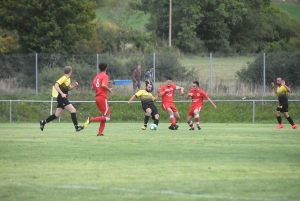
left=0, top=0, right=96, bottom=53
left=237, top=52, right=300, bottom=86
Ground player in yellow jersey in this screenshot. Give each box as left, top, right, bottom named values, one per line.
left=271, top=77, right=297, bottom=129
left=128, top=83, right=160, bottom=130
left=39, top=66, right=84, bottom=132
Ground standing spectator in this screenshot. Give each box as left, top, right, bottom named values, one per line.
left=144, top=68, right=154, bottom=92
left=271, top=77, right=297, bottom=129
left=128, top=83, right=159, bottom=130
left=83, top=62, right=112, bottom=136
left=186, top=81, right=216, bottom=130
left=39, top=66, right=84, bottom=132
left=158, top=77, right=184, bottom=130
left=132, top=65, right=141, bottom=93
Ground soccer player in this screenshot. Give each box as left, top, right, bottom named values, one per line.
left=158, top=77, right=184, bottom=130
left=83, top=62, right=112, bottom=136
left=186, top=81, right=216, bottom=130
left=128, top=83, right=159, bottom=130
left=271, top=77, right=297, bottom=129
left=39, top=66, right=84, bottom=132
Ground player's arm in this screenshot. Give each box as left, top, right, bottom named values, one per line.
left=128, top=95, right=137, bottom=104
left=69, top=82, right=78, bottom=90
left=176, top=86, right=184, bottom=95
left=207, top=97, right=217, bottom=109
left=186, top=92, right=193, bottom=99
left=158, top=88, right=170, bottom=97
left=271, top=82, right=277, bottom=94
left=281, top=80, right=291, bottom=92
left=54, top=82, right=67, bottom=98
left=101, top=77, right=112, bottom=93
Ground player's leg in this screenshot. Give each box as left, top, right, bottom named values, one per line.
left=151, top=106, right=159, bottom=126
left=275, top=106, right=283, bottom=129
left=186, top=114, right=194, bottom=130
left=39, top=99, right=63, bottom=131
left=162, top=103, right=176, bottom=129
left=283, top=111, right=297, bottom=129
left=142, top=107, right=152, bottom=130
left=64, top=104, right=83, bottom=132
left=194, top=107, right=202, bottom=130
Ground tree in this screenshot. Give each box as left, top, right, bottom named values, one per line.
left=0, top=0, right=96, bottom=53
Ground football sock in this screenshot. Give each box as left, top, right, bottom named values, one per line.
left=45, top=114, right=57, bottom=123
left=188, top=121, right=194, bottom=128
left=170, top=115, right=176, bottom=126
left=99, top=121, right=106, bottom=134
left=154, top=119, right=159, bottom=126
left=287, top=116, right=295, bottom=125
left=71, top=113, right=78, bottom=126
left=276, top=116, right=282, bottom=124
left=90, top=116, right=106, bottom=122
left=144, top=115, right=150, bottom=127
left=194, top=114, right=200, bottom=126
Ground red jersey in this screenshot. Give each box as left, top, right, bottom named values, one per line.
left=189, top=88, right=208, bottom=106
left=92, top=72, right=109, bottom=98
left=159, top=84, right=178, bottom=103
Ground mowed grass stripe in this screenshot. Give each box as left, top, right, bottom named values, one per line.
left=0, top=123, right=299, bottom=201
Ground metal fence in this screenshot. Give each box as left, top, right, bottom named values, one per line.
left=1, top=99, right=299, bottom=123
left=0, top=53, right=278, bottom=97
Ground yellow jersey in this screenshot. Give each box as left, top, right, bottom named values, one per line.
left=135, top=90, right=156, bottom=107
left=56, top=75, right=71, bottom=94
left=276, top=85, right=288, bottom=104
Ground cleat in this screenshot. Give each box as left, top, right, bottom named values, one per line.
left=83, top=117, right=90, bottom=129
left=174, top=125, right=179, bottom=130
left=40, top=120, right=45, bottom=131
left=197, top=126, right=201, bottom=130
left=189, top=127, right=195, bottom=130
left=97, top=134, right=104, bottom=136
left=168, top=125, right=175, bottom=130
left=276, top=124, right=284, bottom=129
left=76, top=126, right=84, bottom=132
left=141, top=126, right=147, bottom=130
left=292, top=124, right=298, bottom=129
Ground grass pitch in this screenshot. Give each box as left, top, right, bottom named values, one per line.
left=0, top=123, right=299, bottom=201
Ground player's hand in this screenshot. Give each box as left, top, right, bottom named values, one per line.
left=212, top=105, right=217, bottom=110
left=180, top=91, right=185, bottom=96
left=73, top=82, right=79, bottom=87
left=128, top=101, right=132, bottom=104
left=281, top=80, right=285, bottom=86
left=108, top=88, right=113, bottom=93
left=165, top=89, right=170, bottom=93
left=61, top=93, right=67, bottom=98
left=271, top=82, right=274, bottom=87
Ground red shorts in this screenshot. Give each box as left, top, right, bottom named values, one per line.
left=95, top=96, right=110, bottom=116
left=187, top=105, right=203, bottom=116
left=161, top=102, right=178, bottom=112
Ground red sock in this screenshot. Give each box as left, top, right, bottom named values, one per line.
left=170, top=117, right=176, bottom=126
left=90, top=116, right=106, bottom=122
left=99, top=121, right=106, bottom=134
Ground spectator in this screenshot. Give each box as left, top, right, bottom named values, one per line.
left=132, top=65, right=142, bottom=93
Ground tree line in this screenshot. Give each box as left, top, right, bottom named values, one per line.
left=1, top=0, right=300, bottom=54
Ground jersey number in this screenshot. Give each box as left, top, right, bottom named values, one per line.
left=96, top=79, right=101, bottom=88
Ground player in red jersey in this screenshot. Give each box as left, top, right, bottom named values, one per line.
left=186, top=81, right=216, bottom=130
left=83, top=62, right=112, bottom=136
left=158, top=77, right=184, bottom=130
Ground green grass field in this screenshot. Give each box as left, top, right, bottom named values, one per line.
left=276, top=4, right=300, bottom=18
left=1, top=123, right=299, bottom=201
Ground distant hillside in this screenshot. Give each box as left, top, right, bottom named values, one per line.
left=273, top=0, right=300, bottom=18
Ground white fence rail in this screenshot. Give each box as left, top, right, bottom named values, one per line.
left=1, top=99, right=299, bottom=123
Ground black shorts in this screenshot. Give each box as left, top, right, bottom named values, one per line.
left=57, top=96, right=70, bottom=109
left=276, top=103, right=288, bottom=113
left=143, top=105, right=159, bottom=120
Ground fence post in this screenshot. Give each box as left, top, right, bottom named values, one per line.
left=153, top=52, right=156, bottom=91
left=263, top=52, right=266, bottom=97
left=36, top=53, right=38, bottom=95
left=209, top=53, right=212, bottom=96
left=252, top=101, right=255, bottom=123
left=10, top=101, right=12, bottom=123
left=96, top=54, right=99, bottom=74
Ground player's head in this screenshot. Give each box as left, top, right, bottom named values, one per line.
left=64, top=66, right=72, bottom=75
left=192, top=81, right=199, bottom=89
left=146, top=83, right=152, bottom=92
left=166, top=77, right=172, bottom=86
left=99, top=62, right=108, bottom=72
left=276, top=77, right=282, bottom=85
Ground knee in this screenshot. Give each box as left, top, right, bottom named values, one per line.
left=105, top=116, right=110, bottom=121
left=155, top=114, right=159, bottom=120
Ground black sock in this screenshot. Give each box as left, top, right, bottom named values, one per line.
left=45, top=114, right=57, bottom=123
left=154, top=119, right=159, bottom=126
left=277, top=116, right=282, bottom=124
left=144, top=115, right=150, bottom=127
left=287, top=116, right=295, bottom=126
left=71, top=113, right=78, bottom=128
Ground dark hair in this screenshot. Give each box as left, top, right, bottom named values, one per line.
left=99, top=62, right=107, bottom=72
left=193, top=81, right=199, bottom=86
left=166, top=77, right=172, bottom=80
